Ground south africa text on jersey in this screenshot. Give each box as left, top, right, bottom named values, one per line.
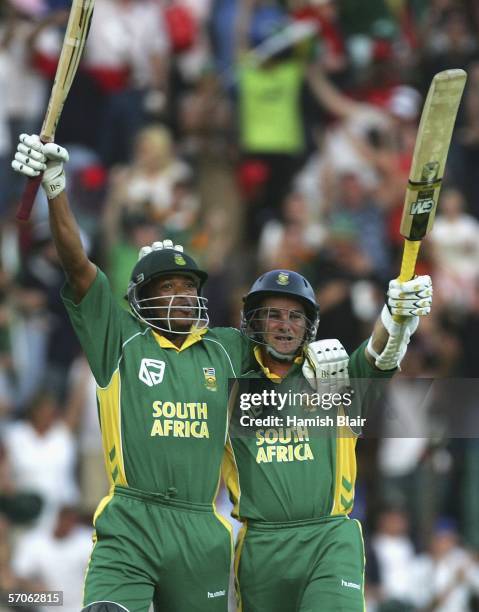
left=151, top=401, right=209, bottom=438
left=255, top=427, right=314, bottom=463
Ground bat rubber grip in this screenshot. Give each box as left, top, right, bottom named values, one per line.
left=16, top=173, right=44, bottom=222
left=393, top=239, right=421, bottom=323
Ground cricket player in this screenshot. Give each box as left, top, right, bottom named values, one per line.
left=223, top=268, right=433, bottom=611
left=12, top=135, right=253, bottom=612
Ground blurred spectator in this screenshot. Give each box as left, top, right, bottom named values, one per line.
left=370, top=506, right=417, bottom=611
left=0, top=270, right=14, bottom=416
left=300, top=225, right=371, bottom=351
left=338, top=0, right=395, bottom=41
left=191, top=206, right=241, bottom=326
left=163, top=0, right=212, bottom=134
left=210, top=0, right=238, bottom=86
left=13, top=223, right=81, bottom=403
left=0, top=440, right=43, bottom=531
left=103, top=124, right=192, bottom=242
left=457, top=60, right=479, bottom=217
left=0, top=513, right=18, bottom=602
left=235, top=0, right=317, bottom=234
left=11, top=506, right=92, bottom=611
left=307, top=64, right=421, bottom=214
left=421, top=4, right=479, bottom=83
left=83, top=0, right=170, bottom=166
left=410, top=519, right=479, bottom=611
left=429, top=187, right=479, bottom=311
left=177, top=73, right=234, bottom=158
left=1, top=0, right=61, bottom=213
left=0, top=28, right=10, bottom=219
left=258, top=190, right=326, bottom=271
left=1, top=389, right=79, bottom=532
left=377, top=339, right=462, bottom=548
left=377, top=368, right=437, bottom=547
left=107, top=212, right=160, bottom=304
left=329, top=170, right=391, bottom=281
left=288, top=0, right=348, bottom=79
left=458, top=279, right=479, bottom=378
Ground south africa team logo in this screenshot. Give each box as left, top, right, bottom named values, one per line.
left=203, top=367, right=217, bottom=391
left=175, top=254, right=187, bottom=266
left=276, top=272, right=290, bottom=286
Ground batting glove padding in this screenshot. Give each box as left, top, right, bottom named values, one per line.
left=12, top=134, right=69, bottom=199
left=387, top=275, right=433, bottom=317
left=302, top=339, right=350, bottom=396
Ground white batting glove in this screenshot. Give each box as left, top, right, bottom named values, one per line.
left=387, top=275, right=433, bottom=317
left=367, top=275, right=432, bottom=371
left=11, top=134, right=69, bottom=199
left=138, top=240, right=185, bottom=260
left=302, top=339, right=350, bottom=398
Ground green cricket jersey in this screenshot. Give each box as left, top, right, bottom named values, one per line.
left=62, top=268, right=250, bottom=504
left=223, top=343, right=394, bottom=522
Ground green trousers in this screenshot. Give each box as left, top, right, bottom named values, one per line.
left=235, top=516, right=365, bottom=612
left=83, top=486, right=232, bottom=612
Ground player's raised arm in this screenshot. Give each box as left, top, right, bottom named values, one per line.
left=12, top=134, right=97, bottom=302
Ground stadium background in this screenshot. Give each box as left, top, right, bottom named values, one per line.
left=1, top=0, right=479, bottom=609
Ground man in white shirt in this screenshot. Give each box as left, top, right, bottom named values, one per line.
left=11, top=506, right=93, bottom=612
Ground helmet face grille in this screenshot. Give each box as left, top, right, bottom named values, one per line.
left=129, top=290, right=209, bottom=334
left=240, top=305, right=318, bottom=352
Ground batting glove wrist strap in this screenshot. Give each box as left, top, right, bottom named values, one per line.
left=11, top=134, right=69, bottom=199
left=367, top=305, right=419, bottom=370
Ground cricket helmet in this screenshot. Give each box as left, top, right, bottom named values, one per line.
left=241, top=269, right=319, bottom=347
left=127, top=241, right=209, bottom=334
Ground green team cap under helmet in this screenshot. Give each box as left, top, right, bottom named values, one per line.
left=127, top=241, right=209, bottom=334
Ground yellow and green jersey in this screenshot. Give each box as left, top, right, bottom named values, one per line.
left=62, top=268, right=251, bottom=504
left=223, top=343, right=394, bottom=522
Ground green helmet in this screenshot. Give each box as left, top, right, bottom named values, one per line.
left=127, top=244, right=208, bottom=333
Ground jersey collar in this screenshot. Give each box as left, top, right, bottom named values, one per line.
left=253, top=345, right=304, bottom=381
left=152, top=327, right=208, bottom=352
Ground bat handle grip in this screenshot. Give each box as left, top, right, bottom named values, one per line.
left=393, top=239, right=422, bottom=323
left=16, top=174, right=44, bottom=222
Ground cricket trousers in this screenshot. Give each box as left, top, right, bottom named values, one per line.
left=235, top=515, right=365, bottom=612
left=83, top=486, right=232, bottom=612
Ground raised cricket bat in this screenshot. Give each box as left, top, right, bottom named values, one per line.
left=395, top=69, right=467, bottom=320
left=16, top=0, right=95, bottom=222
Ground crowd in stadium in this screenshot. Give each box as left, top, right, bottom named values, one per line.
left=1, top=0, right=479, bottom=609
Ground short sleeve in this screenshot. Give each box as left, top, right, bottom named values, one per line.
left=61, top=268, right=141, bottom=387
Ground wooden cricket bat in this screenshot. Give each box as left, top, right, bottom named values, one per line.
left=395, top=69, right=467, bottom=320
left=16, top=0, right=95, bottom=222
